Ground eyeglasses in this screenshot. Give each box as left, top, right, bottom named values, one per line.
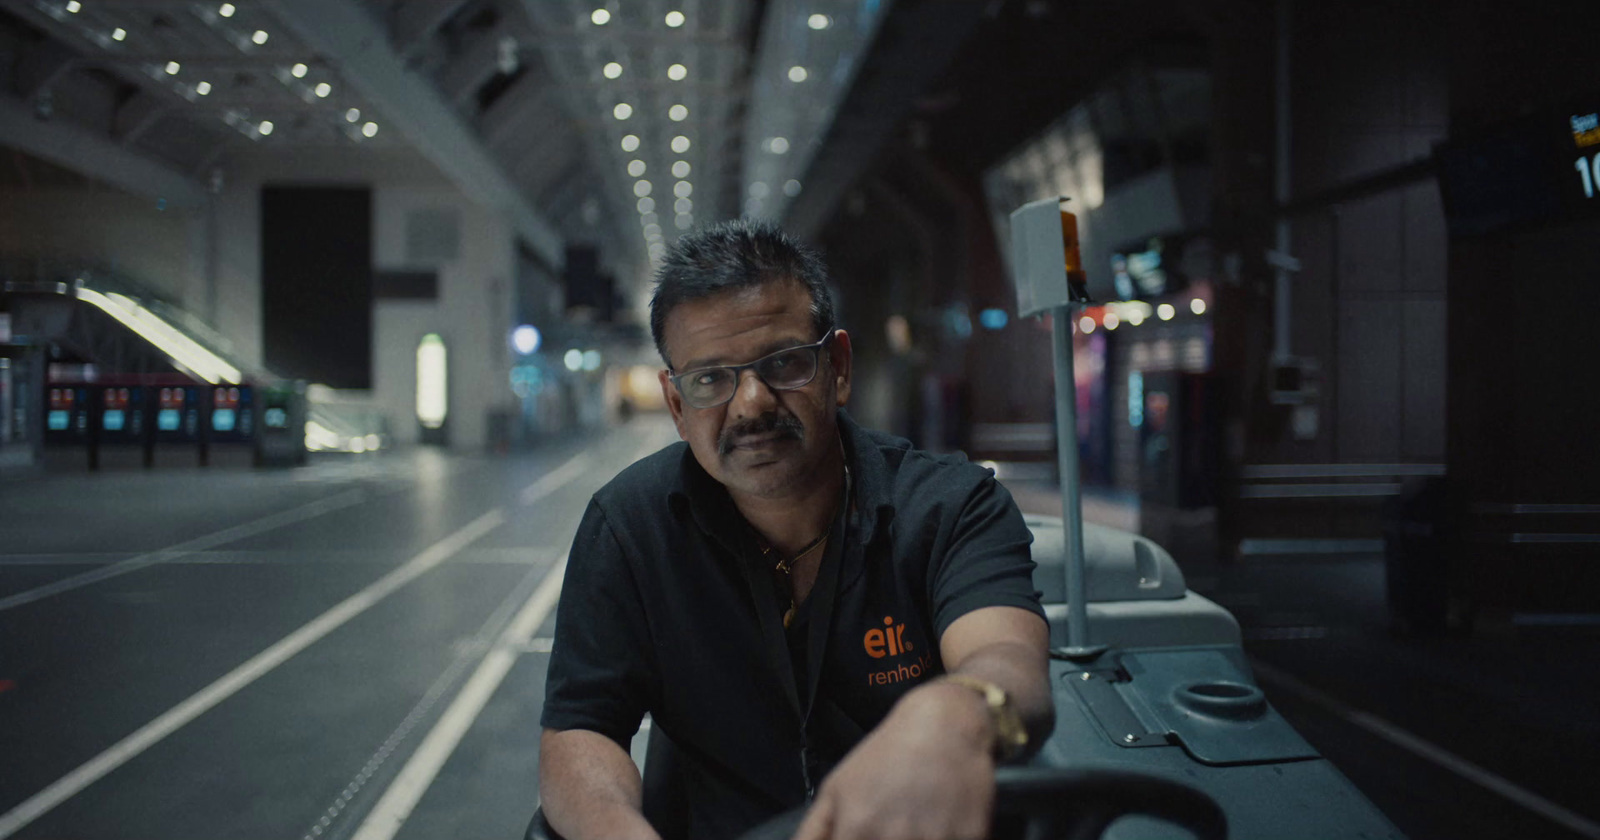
left=669, top=329, right=835, bottom=409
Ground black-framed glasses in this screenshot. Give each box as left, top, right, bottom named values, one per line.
left=669, top=329, right=835, bottom=409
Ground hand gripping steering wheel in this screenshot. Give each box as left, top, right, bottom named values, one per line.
left=738, top=766, right=1228, bottom=840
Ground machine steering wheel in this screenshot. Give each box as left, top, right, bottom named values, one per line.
left=738, top=766, right=1227, bottom=840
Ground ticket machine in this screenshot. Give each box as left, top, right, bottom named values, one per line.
left=98, top=385, right=147, bottom=444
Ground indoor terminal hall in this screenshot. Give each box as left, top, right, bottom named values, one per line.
left=1, top=1, right=1598, bottom=839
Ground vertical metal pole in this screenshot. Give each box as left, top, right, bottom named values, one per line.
left=205, top=187, right=220, bottom=327
left=1052, top=304, right=1090, bottom=650
left=199, top=387, right=211, bottom=468
left=1273, top=0, right=1294, bottom=361
left=87, top=386, right=100, bottom=472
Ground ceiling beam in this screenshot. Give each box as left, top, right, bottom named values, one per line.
left=481, top=74, right=552, bottom=149
left=0, top=96, right=208, bottom=208
left=537, top=161, right=597, bottom=226
left=259, top=0, right=564, bottom=267
left=513, top=129, right=580, bottom=196
left=391, top=0, right=473, bottom=57
left=112, top=91, right=172, bottom=145
left=435, top=16, right=516, bottom=106
left=15, top=38, right=79, bottom=99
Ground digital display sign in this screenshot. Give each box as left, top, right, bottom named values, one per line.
left=209, top=385, right=253, bottom=439
left=99, top=386, right=143, bottom=440
left=1112, top=248, right=1170, bottom=299
left=46, top=386, right=89, bottom=439
left=1438, top=96, right=1600, bottom=236
left=153, top=386, right=200, bottom=438
left=1571, top=111, right=1599, bottom=196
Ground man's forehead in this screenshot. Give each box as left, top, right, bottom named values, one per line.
left=663, top=280, right=813, bottom=363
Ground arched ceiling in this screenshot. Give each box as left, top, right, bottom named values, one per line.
left=0, top=0, right=972, bottom=298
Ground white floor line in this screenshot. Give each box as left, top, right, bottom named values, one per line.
left=0, top=488, right=368, bottom=612
left=1250, top=659, right=1600, bottom=839
left=296, top=557, right=560, bottom=840
left=0, top=507, right=506, bottom=840
left=348, top=555, right=568, bottom=840
left=520, top=453, right=593, bottom=506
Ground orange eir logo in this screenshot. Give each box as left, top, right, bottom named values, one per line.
left=864, top=616, right=913, bottom=659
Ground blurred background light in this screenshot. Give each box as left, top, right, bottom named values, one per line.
left=416, top=334, right=447, bottom=429
left=511, top=325, right=540, bottom=355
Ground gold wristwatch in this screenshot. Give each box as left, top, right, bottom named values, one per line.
left=944, top=675, right=1029, bottom=762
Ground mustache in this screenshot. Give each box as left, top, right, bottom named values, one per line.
left=718, top=413, right=805, bottom=455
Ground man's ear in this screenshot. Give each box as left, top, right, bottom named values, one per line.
left=659, top=368, right=688, bottom=440
left=829, top=329, right=853, bottom=407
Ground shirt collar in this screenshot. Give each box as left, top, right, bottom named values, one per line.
left=836, top=409, right=895, bottom=543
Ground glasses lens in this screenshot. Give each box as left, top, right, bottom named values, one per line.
left=757, top=347, right=817, bottom=390
left=682, top=368, right=735, bottom=407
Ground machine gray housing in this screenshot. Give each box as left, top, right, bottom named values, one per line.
left=1023, top=515, right=1405, bottom=839
left=1026, top=515, right=1241, bottom=649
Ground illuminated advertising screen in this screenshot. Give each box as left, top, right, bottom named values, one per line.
left=45, top=386, right=89, bottom=440
left=210, top=385, right=253, bottom=439
left=99, top=386, right=144, bottom=441
left=155, top=386, right=198, bottom=439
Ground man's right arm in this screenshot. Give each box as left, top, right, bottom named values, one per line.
left=539, top=501, right=660, bottom=840
left=539, top=728, right=659, bottom=840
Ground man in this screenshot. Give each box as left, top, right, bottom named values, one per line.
left=540, top=219, right=1053, bottom=840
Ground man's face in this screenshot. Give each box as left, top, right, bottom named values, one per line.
left=658, top=278, right=852, bottom=500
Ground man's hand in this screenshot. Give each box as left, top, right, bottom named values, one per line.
left=794, top=606, right=1052, bottom=840
left=793, top=680, right=996, bottom=840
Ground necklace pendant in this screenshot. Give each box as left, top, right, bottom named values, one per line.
left=783, top=602, right=796, bottom=629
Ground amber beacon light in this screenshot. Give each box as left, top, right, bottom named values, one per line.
left=1059, top=204, right=1089, bottom=294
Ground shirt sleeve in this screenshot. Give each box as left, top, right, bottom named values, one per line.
left=928, top=475, right=1046, bottom=639
left=540, top=500, right=656, bottom=749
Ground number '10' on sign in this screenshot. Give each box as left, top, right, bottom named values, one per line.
left=1577, top=152, right=1600, bottom=198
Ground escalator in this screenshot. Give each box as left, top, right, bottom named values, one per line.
left=1, top=262, right=385, bottom=468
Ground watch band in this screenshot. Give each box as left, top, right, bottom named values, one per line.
left=944, top=674, right=1029, bottom=762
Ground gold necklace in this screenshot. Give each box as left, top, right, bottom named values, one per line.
left=764, top=527, right=830, bottom=629
left=763, top=457, right=851, bottom=630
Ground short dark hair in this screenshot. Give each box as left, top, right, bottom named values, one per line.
left=649, top=218, right=835, bottom=368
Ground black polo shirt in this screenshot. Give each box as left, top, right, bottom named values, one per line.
left=541, top=411, right=1043, bottom=840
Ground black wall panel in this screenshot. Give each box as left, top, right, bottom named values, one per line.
left=261, top=186, right=372, bottom=389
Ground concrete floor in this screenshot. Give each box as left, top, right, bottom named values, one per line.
left=0, top=417, right=678, bottom=840
left=1, top=416, right=1595, bottom=840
